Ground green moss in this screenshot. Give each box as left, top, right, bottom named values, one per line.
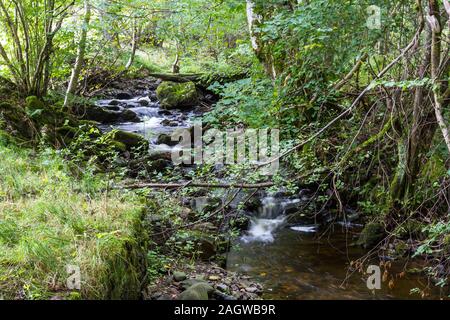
left=156, top=81, right=199, bottom=109
left=443, top=234, right=450, bottom=253
left=0, top=102, right=34, bottom=139
left=179, top=283, right=214, bottom=300
left=108, top=130, right=148, bottom=151
left=357, top=222, right=385, bottom=249
left=111, top=140, right=127, bottom=153
left=419, top=154, right=446, bottom=185
left=25, top=96, right=45, bottom=110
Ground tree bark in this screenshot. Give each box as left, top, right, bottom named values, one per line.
left=429, top=0, right=450, bottom=153
left=64, top=0, right=91, bottom=109
left=125, top=19, right=138, bottom=70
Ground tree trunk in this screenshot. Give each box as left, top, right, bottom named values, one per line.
left=64, top=0, right=91, bottom=109
left=429, top=0, right=450, bottom=153
left=245, top=0, right=276, bottom=79
left=171, top=41, right=180, bottom=74
left=125, top=19, right=138, bottom=70
left=389, top=0, right=436, bottom=205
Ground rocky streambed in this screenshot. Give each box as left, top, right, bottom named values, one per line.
left=83, top=75, right=445, bottom=301
left=83, top=75, right=265, bottom=301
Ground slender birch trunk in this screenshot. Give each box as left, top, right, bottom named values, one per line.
left=64, top=0, right=91, bottom=109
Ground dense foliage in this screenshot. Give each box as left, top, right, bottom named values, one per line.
left=0, top=0, right=449, bottom=299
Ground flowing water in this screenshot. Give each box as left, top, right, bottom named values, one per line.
left=96, top=96, right=196, bottom=153
left=227, top=196, right=445, bottom=300
left=96, top=92, right=445, bottom=300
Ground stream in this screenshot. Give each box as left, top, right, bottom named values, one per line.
left=227, top=196, right=443, bottom=300
left=95, top=90, right=444, bottom=300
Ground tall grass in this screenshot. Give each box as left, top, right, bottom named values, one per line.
left=0, top=139, right=146, bottom=299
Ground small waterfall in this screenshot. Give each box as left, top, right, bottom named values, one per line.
left=241, top=196, right=302, bottom=243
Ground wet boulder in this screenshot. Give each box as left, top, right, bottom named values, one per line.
left=84, top=105, right=120, bottom=123
left=109, top=130, right=148, bottom=151
left=156, top=133, right=179, bottom=146
left=156, top=81, right=199, bottom=109
left=105, top=105, right=121, bottom=111
left=138, top=98, right=149, bottom=106
left=121, top=109, right=140, bottom=122
left=115, top=92, right=132, bottom=100
left=109, top=100, right=120, bottom=106
left=84, top=105, right=139, bottom=123
left=357, top=222, right=385, bottom=249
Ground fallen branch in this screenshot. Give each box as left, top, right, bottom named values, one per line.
left=148, top=73, right=203, bottom=83
left=333, top=53, right=369, bottom=91
left=120, top=181, right=275, bottom=190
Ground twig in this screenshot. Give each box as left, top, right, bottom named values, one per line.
left=119, top=181, right=275, bottom=190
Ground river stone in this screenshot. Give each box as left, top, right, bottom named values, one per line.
left=213, top=291, right=237, bottom=301
left=357, top=222, right=385, bottom=248
left=158, top=109, right=173, bottom=116
left=180, top=278, right=208, bottom=290
left=109, top=99, right=120, bottom=106
left=156, top=133, right=179, bottom=146
left=197, top=238, right=216, bottom=260
left=244, top=197, right=262, bottom=212
left=173, top=271, right=187, bottom=282
left=121, top=109, right=140, bottom=122
left=105, top=105, right=121, bottom=111
left=138, top=98, right=149, bottom=106
left=179, top=283, right=214, bottom=300
left=84, top=105, right=122, bottom=123
left=245, top=286, right=259, bottom=293
left=116, top=92, right=132, bottom=100
left=150, top=93, right=158, bottom=102
left=216, top=283, right=228, bottom=292
left=110, top=130, right=148, bottom=151
left=156, top=81, right=199, bottom=109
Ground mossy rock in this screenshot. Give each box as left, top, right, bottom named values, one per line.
left=25, top=96, right=45, bottom=109
left=156, top=81, right=199, bottom=109
left=357, top=222, right=385, bottom=249
left=109, top=130, right=148, bottom=151
left=84, top=105, right=139, bottom=123
left=156, top=133, right=179, bottom=146
left=111, top=140, right=127, bottom=152
left=25, top=96, right=55, bottom=125
left=26, top=96, right=79, bottom=128
left=84, top=105, right=121, bottom=123
left=173, top=271, right=187, bottom=282
left=179, top=283, right=214, bottom=300
left=0, top=102, right=34, bottom=139
left=54, top=125, right=80, bottom=145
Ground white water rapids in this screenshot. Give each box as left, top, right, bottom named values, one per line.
left=241, top=196, right=317, bottom=243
